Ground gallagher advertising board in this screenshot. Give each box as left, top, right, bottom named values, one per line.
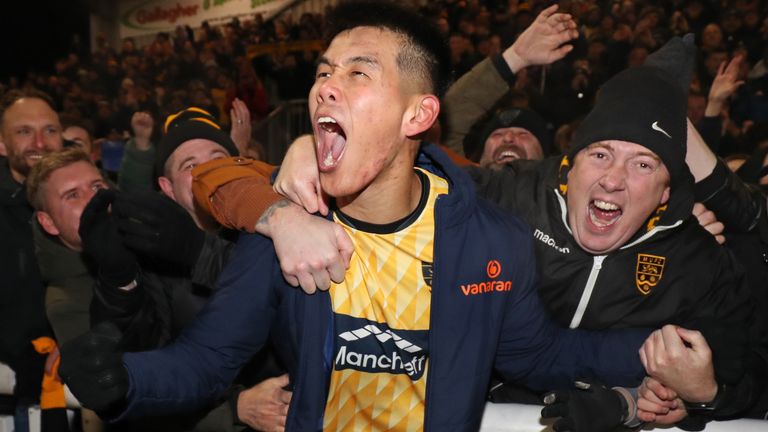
left=119, top=0, right=293, bottom=38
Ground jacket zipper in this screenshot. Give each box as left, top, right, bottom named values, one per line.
left=568, top=255, right=606, bottom=329
left=423, top=194, right=442, bottom=432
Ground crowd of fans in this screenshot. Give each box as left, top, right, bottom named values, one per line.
left=0, top=0, right=766, bottom=165
left=3, top=0, right=768, bottom=431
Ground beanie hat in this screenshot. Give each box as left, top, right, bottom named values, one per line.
left=643, top=33, right=696, bottom=94
left=466, top=107, right=553, bottom=159
left=568, top=66, right=687, bottom=189
left=567, top=34, right=697, bottom=192
left=156, top=107, right=239, bottom=177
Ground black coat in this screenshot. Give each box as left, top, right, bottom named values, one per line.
left=0, top=161, right=51, bottom=401
left=468, top=156, right=768, bottom=419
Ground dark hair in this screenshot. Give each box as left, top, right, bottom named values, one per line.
left=324, top=0, right=452, bottom=97
left=59, top=114, right=94, bottom=137
left=0, top=88, right=57, bottom=124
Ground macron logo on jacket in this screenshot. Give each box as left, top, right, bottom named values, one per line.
left=534, top=229, right=570, bottom=254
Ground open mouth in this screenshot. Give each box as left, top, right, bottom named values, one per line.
left=316, top=116, right=347, bottom=171
left=588, top=199, right=622, bottom=228
left=25, top=152, right=47, bottom=163
left=493, top=145, right=524, bottom=164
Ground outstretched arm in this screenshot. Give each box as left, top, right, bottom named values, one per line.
left=688, top=118, right=765, bottom=232
left=191, top=136, right=353, bottom=293
left=118, top=234, right=282, bottom=420
left=442, top=4, right=578, bottom=154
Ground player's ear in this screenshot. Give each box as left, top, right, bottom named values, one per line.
left=403, top=95, right=440, bottom=138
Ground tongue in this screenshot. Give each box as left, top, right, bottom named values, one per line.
left=331, top=133, right=345, bottom=159
left=319, top=131, right=346, bottom=168
left=593, top=206, right=620, bottom=222
left=592, top=205, right=621, bottom=225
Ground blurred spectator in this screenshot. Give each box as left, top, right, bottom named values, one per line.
left=226, top=62, right=268, bottom=122
left=1, top=0, right=767, bottom=166
left=61, top=116, right=99, bottom=164
left=464, top=106, right=554, bottom=169
left=117, top=111, right=155, bottom=193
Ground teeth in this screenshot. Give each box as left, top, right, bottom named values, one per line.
left=318, top=116, right=340, bottom=134
left=497, top=150, right=519, bottom=161
left=593, top=199, right=619, bottom=211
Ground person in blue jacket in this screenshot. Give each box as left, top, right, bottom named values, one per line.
left=59, top=1, right=651, bottom=430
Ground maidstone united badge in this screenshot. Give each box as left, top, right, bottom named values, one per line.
left=636, top=254, right=665, bottom=295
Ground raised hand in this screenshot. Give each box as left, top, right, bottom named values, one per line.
left=504, top=4, right=579, bottom=73
left=706, top=55, right=745, bottom=117
left=79, top=189, right=138, bottom=288
left=230, top=98, right=252, bottom=155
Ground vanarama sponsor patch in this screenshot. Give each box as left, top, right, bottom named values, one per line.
left=460, top=260, right=512, bottom=296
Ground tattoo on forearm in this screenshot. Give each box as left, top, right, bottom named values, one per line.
left=257, top=199, right=291, bottom=227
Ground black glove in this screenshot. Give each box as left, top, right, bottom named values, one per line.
left=79, top=189, right=138, bottom=288
left=59, top=322, right=129, bottom=414
left=112, top=190, right=205, bottom=268
left=541, top=380, right=627, bottom=432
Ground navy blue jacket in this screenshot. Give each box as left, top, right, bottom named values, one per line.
left=120, top=143, right=648, bottom=431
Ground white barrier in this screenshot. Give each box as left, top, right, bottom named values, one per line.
left=3, top=362, right=766, bottom=431
left=0, top=363, right=14, bottom=395
left=480, top=402, right=768, bottom=431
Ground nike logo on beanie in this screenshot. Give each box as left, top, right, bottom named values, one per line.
left=651, top=121, right=672, bottom=139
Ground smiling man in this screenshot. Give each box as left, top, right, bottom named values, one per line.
left=468, top=107, right=552, bottom=169
left=60, top=2, right=651, bottom=431
left=0, top=89, right=66, bottom=432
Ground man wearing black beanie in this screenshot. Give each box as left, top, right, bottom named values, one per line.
left=463, top=106, right=554, bottom=170
left=464, top=44, right=768, bottom=429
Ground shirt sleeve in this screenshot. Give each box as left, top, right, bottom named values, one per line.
left=192, top=156, right=283, bottom=232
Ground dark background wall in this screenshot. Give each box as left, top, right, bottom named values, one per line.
left=0, top=0, right=92, bottom=82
